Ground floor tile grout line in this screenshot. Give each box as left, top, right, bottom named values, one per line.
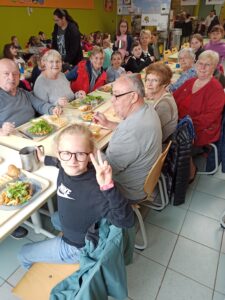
left=195, top=187, right=225, bottom=201
left=167, top=266, right=215, bottom=292
left=155, top=232, right=180, bottom=299
left=178, top=233, right=222, bottom=253
left=187, top=208, right=224, bottom=223
left=5, top=265, right=21, bottom=284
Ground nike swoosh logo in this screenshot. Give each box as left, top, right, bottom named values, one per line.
left=57, top=189, right=75, bottom=200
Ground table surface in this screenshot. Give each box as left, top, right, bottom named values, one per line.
left=0, top=89, right=117, bottom=242
left=0, top=144, right=58, bottom=241
left=0, top=90, right=116, bottom=155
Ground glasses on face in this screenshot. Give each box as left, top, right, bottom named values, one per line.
left=58, top=151, right=89, bottom=162
left=110, top=90, right=134, bottom=100
left=196, top=61, right=212, bottom=68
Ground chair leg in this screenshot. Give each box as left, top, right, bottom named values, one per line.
left=143, top=179, right=166, bottom=211
left=133, top=206, right=148, bottom=250
left=197, top=143, right=219, bottom=175
left=161, top=174, right=169, bottom=206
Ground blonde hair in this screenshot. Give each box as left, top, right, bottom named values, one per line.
left=140, top=29, right=151, bottom=38
left=56, top=124, right=95, bottom=152
left=198, top=50, right=219, bottom=68
left=42, top=49, right=62, bottom=63
left=90, top=46, right=104, bottom=57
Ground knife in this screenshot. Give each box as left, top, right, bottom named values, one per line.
left=18, top=130, right=33, bottom=140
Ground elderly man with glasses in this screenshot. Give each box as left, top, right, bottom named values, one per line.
left=94, top=74, right=162, bottom=202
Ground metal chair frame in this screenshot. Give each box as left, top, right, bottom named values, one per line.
left=134, top=142, right=171, bottom=250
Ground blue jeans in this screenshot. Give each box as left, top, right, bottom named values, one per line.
left=18, top=236, right=81, bottom=269
left=18, top=212, right=81, bottom=269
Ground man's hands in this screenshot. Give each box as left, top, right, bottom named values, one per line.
left=52, top=106, right=63, bottom=117
left=0, top=122, right=15, bottom=136
left=58, top=97, right=68, bottom=107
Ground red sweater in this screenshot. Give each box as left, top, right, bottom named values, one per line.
left=71, top=60, right=107, bottom=94
left=173, top=77, right=225, bottom=146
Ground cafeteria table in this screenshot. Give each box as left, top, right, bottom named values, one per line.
left=0, top=90, right=117, bottom=241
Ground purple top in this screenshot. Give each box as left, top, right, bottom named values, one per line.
left=204, top=41, right=225, bottom=65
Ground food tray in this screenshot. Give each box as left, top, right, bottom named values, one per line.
left=15, top=119, right=58, bottom=141
left=86, top=124, right=112, bottom=142
left=97, top=84, right=112, bottom=94
left=43, top=115, right=68, bottom=128
left=67, top=95, right=105, bottom=110
left=0, top=170, right=50, bottom=225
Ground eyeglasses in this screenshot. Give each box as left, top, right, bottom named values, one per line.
left=110, top=90, right=134, bottom=100
left=196, top=62, right=212, bottom=68
left=58, top=151, right=89, bottom=162
left=145, top=78, right=160, bottom=83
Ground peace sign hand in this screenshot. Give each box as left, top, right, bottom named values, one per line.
left=90, top=150, right=113, bottom=188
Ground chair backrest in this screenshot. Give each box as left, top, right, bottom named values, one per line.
left=144, top=141, right=172, bottom=197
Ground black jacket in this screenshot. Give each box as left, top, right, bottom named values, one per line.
left=207, top=16, right=220, bottom=34
left=163, top=116, right=195, bottom=205
left=52, top=22, right=83, bottom=66
left=125, top=53, right=152, bottom=73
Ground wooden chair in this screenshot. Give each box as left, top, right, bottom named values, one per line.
left=133, top=141, right=172, bottom=250
left=171, top=47, right=178, bottom=54
left=13, top=263, right=80, bottom=300
left=163, top=49, right=172, bottom=62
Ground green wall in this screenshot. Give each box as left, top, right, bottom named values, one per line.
left=0, top=1, right=117, bottom=56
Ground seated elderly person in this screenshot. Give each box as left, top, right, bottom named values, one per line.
left=145, top=62, right=178, bottom=142
left=169, top=48, right=197, bottom=92
left=94, top=74, right=162, bottom=201
left=0, top=58, right=61, bottom=136
left=173, top=50, right=225, bottom=181
left=66, top=46, right=107, bottom=94
left=33, top=50, right=75, bottom=106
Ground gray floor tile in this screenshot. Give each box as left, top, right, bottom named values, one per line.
left=169, top=236, right=219, bottom=289
left=0, top=277, right=4, bottom=286
left=157, top=269, right=213, bottom=300
left=213, top=165, right=225, bottom=181
left=145, top=204, right=187, bottom=234
left=196, top=176, right=225, bottom=200
left=213, top=291, right=225, bottom=300
left=23, top=224, right=47, bottom=242
left=0, top=237, right=30, bottom=280
left=180, top=211, right=223, bottom=250
left=0, top=282, right=20, bottom=300
left=127, top=253, right=165, bottom=300
left=215, top=253, right=225, bottom=294
left=221, top=233, right=225, bottom=254
left=7, top=267, right=27, bottom=287
left=136, top=223, right=177, bottom=266
left=189, top=191, right=225, bottom=221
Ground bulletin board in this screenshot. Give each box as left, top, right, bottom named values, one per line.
left=0, top=0, right=94, bottom=9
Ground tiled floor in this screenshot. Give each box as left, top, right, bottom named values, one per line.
left=1, top=167, right=225, bottom=300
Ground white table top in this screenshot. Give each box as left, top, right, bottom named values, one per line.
left=0, top=144, right=58, bottom=241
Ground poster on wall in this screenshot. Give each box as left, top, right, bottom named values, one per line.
left=141, top=13, right=168, bottom=30
left=0, top=0, right=94, bottom=9
left=118, top=0, right=171, bottom=15
left=181, top=0, right=198, bottom=5
left=205, top=0, right=224, bottom=4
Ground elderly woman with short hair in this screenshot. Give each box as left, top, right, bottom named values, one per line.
left=33, top=49, right=75, bottom=106
left=173, top=50, right=225, bottom=180
left=145, top=62, right=178, bottom=142
left=169, top=48, right=197, bottom=92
